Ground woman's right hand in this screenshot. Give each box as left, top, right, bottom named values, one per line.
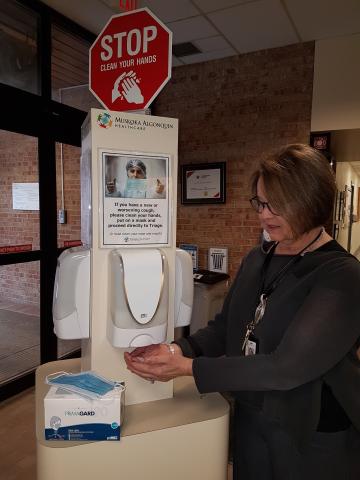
left=124, top=343, right=192, bottom=382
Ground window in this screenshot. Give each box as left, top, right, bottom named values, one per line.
left=56, top=142, right=81, bottom=248
left=0, top=0, right=95, bottom=400
left=0, top=0, right=39, bottom=95
left=52, top=25, right=101, bottom=110
left=0, top=130, right=39, bottom=251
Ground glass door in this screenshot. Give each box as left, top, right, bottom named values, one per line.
left=0, top=0, right=95, bottom=400
left=0, top=130, right=41, bottom=385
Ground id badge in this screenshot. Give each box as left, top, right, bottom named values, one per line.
left=244, top=334, right=259, bottom=356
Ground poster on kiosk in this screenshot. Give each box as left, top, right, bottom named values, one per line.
left=52, top=8, right=194, bottom=406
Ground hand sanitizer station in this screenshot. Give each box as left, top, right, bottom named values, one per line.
left=35, top=8, right=229, bottom=479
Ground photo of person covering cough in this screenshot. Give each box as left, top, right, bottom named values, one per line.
left=125, top=144, right=360, bottom=480
left=105, top=157, right=165, bottom=199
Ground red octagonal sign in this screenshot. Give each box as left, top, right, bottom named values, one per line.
left=89, top=8, right=172, bottom=111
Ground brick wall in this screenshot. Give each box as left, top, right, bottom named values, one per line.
left=56, top=143, right=81, bottom=247
left=154, top=42, right=315, bottom=278
left=0, top=131, right=40, bottom=304
left=0, top=131, right=39, bottom=249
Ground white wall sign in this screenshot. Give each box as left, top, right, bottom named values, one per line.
left=101, top=151, right=170, bottom=246
left=12, top=183, right=39, bottom=211
left=208, top=247, right=228, bottom=274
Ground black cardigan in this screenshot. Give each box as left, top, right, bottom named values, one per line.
left=176, top=240, right=360, bottom=449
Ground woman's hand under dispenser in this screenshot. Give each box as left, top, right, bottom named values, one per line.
left=124, top=344, right=193, bottom=382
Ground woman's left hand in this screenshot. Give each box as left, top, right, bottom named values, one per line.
left=124, top=343, right=193, bottom=382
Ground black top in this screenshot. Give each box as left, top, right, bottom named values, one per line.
left=176, top=240, right=360, bottom=447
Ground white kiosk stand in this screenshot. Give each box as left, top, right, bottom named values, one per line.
left=35, top=109, right=229, bottom=479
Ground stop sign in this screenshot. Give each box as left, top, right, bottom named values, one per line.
left=89, top=8, right=172, bottom=111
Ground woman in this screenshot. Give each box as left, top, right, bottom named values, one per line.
left=125, top=144, right=360, bottom=479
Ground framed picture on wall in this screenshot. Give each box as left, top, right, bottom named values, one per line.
left=181, top=162, right=226, bottom=205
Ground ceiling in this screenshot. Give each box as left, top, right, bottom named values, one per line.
left=41, top=0, right=360, bottom=66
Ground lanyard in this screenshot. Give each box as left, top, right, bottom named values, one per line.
left=260, top=243, right=301, bottom=297
left=242, top=227, right=323, bottom=351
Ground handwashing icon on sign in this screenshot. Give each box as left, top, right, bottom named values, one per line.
left=111, top=71, right=144, bottom=105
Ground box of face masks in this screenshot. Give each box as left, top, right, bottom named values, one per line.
left=44, top=385, right=124, bottom=441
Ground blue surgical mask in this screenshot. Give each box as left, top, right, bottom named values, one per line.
left=46, top=371, right=124, bottom=399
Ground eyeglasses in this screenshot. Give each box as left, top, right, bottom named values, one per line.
left=249, top=196, right=279, bottom=215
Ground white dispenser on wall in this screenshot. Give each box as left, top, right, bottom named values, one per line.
left=53, top=246, right=194, bottom=346
left=108, top=248, right=169, bottom=347
left=174, top=248, right=193, bottom=328
left=52, top=247, right=90, bottom=339
left=107, top=247, right=194, bottom=347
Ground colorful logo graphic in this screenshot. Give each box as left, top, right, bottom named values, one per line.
left=97, top=112, right=113, bottom=129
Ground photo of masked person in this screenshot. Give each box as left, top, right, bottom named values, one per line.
left=104, top=155, right=166, bottom=199
left=125, top=144, right=360, bottom=480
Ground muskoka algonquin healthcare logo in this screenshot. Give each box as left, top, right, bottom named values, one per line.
left=97, top=112, right=113, bottom=129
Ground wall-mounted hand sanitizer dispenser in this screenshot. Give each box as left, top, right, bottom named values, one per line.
left=108, top=248, right=168, bottom=348
left=174, top=248, right=194, bottom=327
left=53, top=247, right=90, bottom=339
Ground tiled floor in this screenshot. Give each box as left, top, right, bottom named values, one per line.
left=0, top=388, right=36, bottom=480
